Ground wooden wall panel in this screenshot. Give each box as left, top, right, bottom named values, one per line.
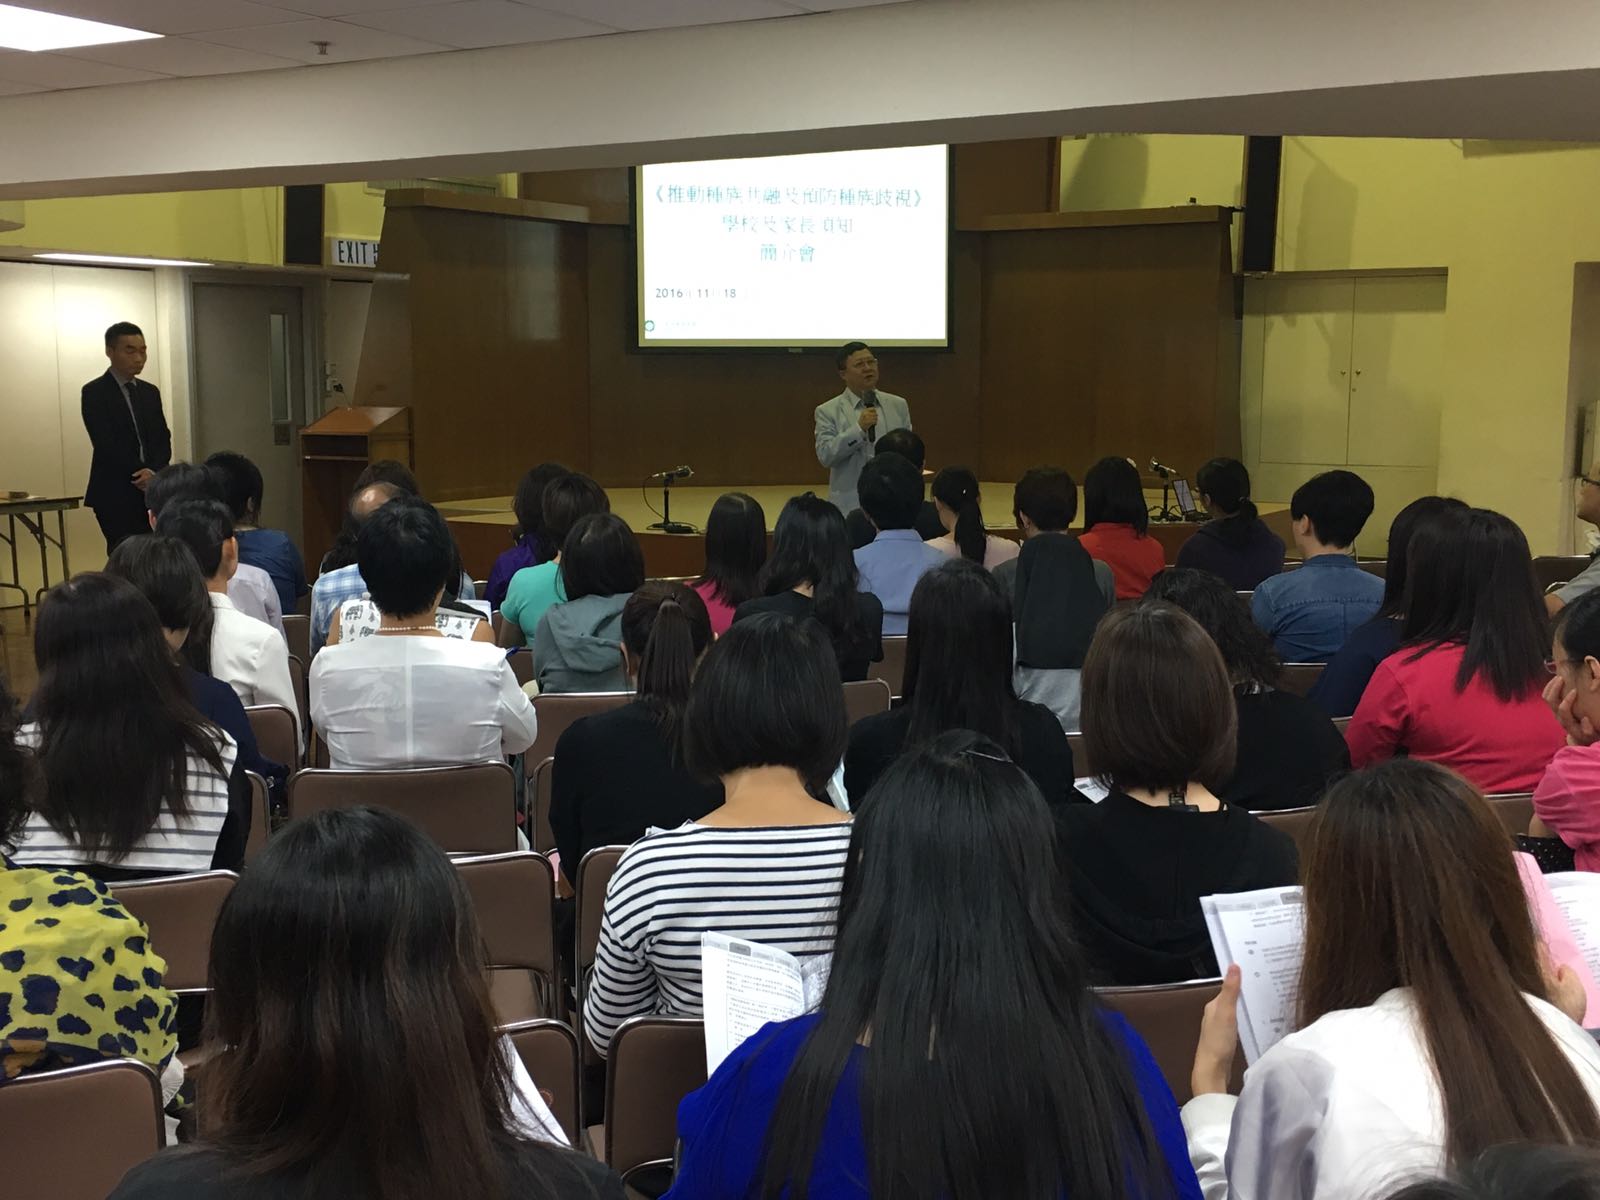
left=952, top=138, right=1059, bottom=228
left=519, top=167, right=631, bottom=225
left=584, top=225, right=983, bottom=488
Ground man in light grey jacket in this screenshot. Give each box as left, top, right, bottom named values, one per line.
left=814, top=341, right=911, bottom=513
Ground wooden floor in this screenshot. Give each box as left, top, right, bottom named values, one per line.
left=1, top=606, right=37, bottom=704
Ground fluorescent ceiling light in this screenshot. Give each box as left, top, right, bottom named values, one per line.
left=0, top=3, right=159, bottom=52
left=35, top=252, right=210, bottom=267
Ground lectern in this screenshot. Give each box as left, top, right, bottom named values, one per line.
left=300, top=406, right=412, bottom=574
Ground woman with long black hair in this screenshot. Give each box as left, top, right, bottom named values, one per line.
left=1079, top=455, right=1165, bottom=600
left=693, top=492, right=767, bottom=635
left=665, top=730, right=1201, bottom=1200
left=732, top=493, right=882, bottom=680
left=925, top=466, right=1019, bottom=570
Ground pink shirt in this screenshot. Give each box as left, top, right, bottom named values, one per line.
left=1535, top=743, right=1600, bottom=871
left=691, top=579, right=736, bottom=637
left=1348, top=642, right=1564, bottom=795
left=1077, top=524, right=1166, bottom=600
left=924, top=532, right=1020, bottom=571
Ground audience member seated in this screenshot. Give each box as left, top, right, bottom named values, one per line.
left=992, top=465, right=1115, bottom=605
left=584, top=616, right=851, bottom=1056
left=1348, top=506, right=1563, bottom=794
left=11, top=575, right=247, bottom=877
left=146, top=461, right=283, bottom=635
left=311, top=499, right=537, bottom=770
left=310, top=480, right=403, bottom=652
left=159, top=499, right=299, bottom=745
left=500, top=472, right=610, bottom=648
left=1173, top=457, right=1285, bottom=590
left=1184, top=761, right=1600, bottom=1199
left=109, top=807, right=623, bottom=1199
left=1384, top=1145, right=1600, bottom=1200
left=206, top=449, right=308, bottom=616
left=533, top=513, right=644, bottom=694
left=1055, top=603, right=1298, bottom=984
left=1533, top=590, right=1600, bottom=868
left=1251, top=468, right=1382, bottom=662
left=665, top=731, right=1203, bottom=1200
left=551, top=582, right=724, bottom=887
left=691, top=491, right=767, bottom=636
left=1078, top=455, right=1167, bottom=600
left=843, top=427, right=944, bottom=550
left=1309, top=496, right=1468, bottom=717
left=1000, top=467, right=1114, bottom=731
left=852, top=452, right=947, bottom=635
left=107, top=535, right=286, bottom=788
left=1548, top=457, right=1600, bottom=616
left=845, top=559, right=1075, bottom=807
left=1148, top=569, right=1349, bottom=812
left=924, top=465, right=1020, bottom=570
left=733, top=494, right=883, bottom=681
left=1, top=674, right=183, bottom=1103
left=486, top=461, right=567, bottom=610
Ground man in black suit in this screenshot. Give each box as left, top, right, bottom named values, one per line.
left=82, top=321, right=171, bottom=552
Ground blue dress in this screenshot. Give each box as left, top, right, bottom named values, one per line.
left=664, top=1010, right=1204, bottom=1200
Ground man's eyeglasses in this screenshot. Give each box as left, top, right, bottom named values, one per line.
left=1548, top=658, right=1583, bottom=675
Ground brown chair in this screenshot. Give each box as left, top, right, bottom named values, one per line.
left=1257, top=804, right=1319, bottom=858
left=472, top=578, right=489, bottom=596
left=244, top=769, right=272, bottom=863
left=599, top=1015, right=708, bottom=1190
left=1535, top=556, right=1593, bottom=593
left=0, top=1059, right=165, bottom=1194
left=869, top=636, right=909, bottom=698
left=1236, top=590, right=1253, bottom=603
left=282, top=612, right=310, bottom=663
left=286, top=652, right=309, bottom=732
left=527, top=755, right=561, bottom=854
left=1487, top=792, right=1536, bottom=838
left=1357, top=559, right=1388, bottom=579
left=1331, top=715, right=1351, bottom=737
left=244, top=702, right=299, bottom=770
left=576, top=845, right=627, bottom=999
left=455, top=851, right=560, bottom=1023
left=1097, top=979, right=1245, bottom=1105
left=508, top=647, right=535, bottom=688
left=529, top=691, right=633, bottom=766
left=1278, top=663, right=1324, bottom=698
left=287, top=762, right=518, bottom=853
left=842, top=677, right=892, bottom=725
left=111, top=870, right=239, bottom=993
left=1067, top=732, right=1095, bottom=778
left=502, top=1018, right=582, bottom=1146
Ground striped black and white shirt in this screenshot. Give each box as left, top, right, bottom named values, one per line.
left=10, top=723, right=239, bottom=875
left=583, top=820, right=852, bottom=1056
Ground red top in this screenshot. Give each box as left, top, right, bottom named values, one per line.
left=691, top=578, right=736, bottom=637
left=1347, top=642, right=1564, bottom=794
left=1078, top=524, right=1166, bottom=600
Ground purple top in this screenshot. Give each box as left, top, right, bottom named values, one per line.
left=486, top=535, right=553, bottom=609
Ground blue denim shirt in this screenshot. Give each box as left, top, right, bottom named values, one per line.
left=1250, top=554, right=1384, bottom=663
left=854, top=529, right=947, bottom=636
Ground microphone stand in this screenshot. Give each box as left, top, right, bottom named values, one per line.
left=648, top=474, right=696, bottom=535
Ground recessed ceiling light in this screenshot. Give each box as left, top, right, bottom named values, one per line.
left=0, top=3, right=160, bottom=52
left=35, top=252, right=210, bottom=267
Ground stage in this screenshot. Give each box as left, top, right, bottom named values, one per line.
left=441, top=484, right=1295, bottom=581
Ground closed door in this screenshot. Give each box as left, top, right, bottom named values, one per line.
left=1257, top=276, right=1355, bottom=465
left=191, top=283, right=307, bottom=545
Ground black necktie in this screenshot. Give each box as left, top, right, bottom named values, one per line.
left=122, top=379, right=147, bottom=464
left=864, top=390, right=877, bottom=444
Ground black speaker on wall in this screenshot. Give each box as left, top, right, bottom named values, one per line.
left=284, top=184, right=325, bottom=267
left=1240, top=136, right=1282, bottom=274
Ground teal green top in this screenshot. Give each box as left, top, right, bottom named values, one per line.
left=500, top=560, right=566, bottom=641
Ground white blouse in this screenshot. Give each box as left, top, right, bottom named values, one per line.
left=309, top=635, right=538, bottom=770
left=1183, top=987, right=1600, bottom=1200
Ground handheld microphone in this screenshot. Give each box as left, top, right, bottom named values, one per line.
left=650, top=465, right=694, bottom=482
left=1149, top=457, right=1176, bottom=479
left=863, top=389, right=878, bottom=443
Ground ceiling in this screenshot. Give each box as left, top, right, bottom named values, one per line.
left=0, top=0, right=908, bottom=93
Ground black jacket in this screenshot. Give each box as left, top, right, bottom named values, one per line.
left=82, top=370, right=171, bottom=510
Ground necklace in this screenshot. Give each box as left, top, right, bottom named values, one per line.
left=375, top=623, right=440, bottom=634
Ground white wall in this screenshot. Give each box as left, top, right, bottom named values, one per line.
left=0, top=262, right=190, bottom=600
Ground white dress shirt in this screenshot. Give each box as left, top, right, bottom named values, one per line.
left=813, top=387, right=912, bottom=512
left=228, top=562, right=285, bottom=637
left=209, top=592, right=300, bottom=746
left=309, top=634, right=538, bottom=770
left=1182, top=987, right=1600, bottom=1200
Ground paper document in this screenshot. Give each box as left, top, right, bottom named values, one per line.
left=1074, top=776, right=1110, bottom=803
left=1200, top=885, right=1306, bottom=1064
left=701, top=932, right=830, bottom=1075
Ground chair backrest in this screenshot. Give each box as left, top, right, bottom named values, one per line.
left=244, top=702, right=299, bottom=769
left=282, top=612, right=311, bottom=663
left=605, top=1016, right=708, bottom=1183
left=1236, top=590, right=1253, bottom=603
left=502, top=1019, right=581, bottom=1146
left=0, top=1059, right=164, bottom=1198
left=1486, top=792, right=1536, bottom=838
left=868, top=636, right=909, bottom=698
left=576, top=844, right=628, bottom=982
left=508, top=647, right=535, bottom=688
left=842, top=677, right=892, bottom=725
left=529, top=691, right=633, bottom=765
left=1357, top=559, right=1388, bottom=579
left=111, top=870, right=239, bottom=993
left=1097, top=979, right=1244, bottom=1105
left=244, top=769, right=271, bottom=863
left=1535, top=555, right=1593, bottom=592
left=287, top=762, right=518, bottom=853
left=1331, top=715, right=1351, bottom=736
left=1256, top=804, right=1319, bottom=859
left=472, top=578, right=489, bottom=596
left=287, top=652, right=309, bottom=730
left=455, top=852, right=558, bottom=1014
left=1066, top=732, right=1095, bottom=779
left=529, top=755, right=556, bottom=853
left=1278, top=662, right=1324, bottom=698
